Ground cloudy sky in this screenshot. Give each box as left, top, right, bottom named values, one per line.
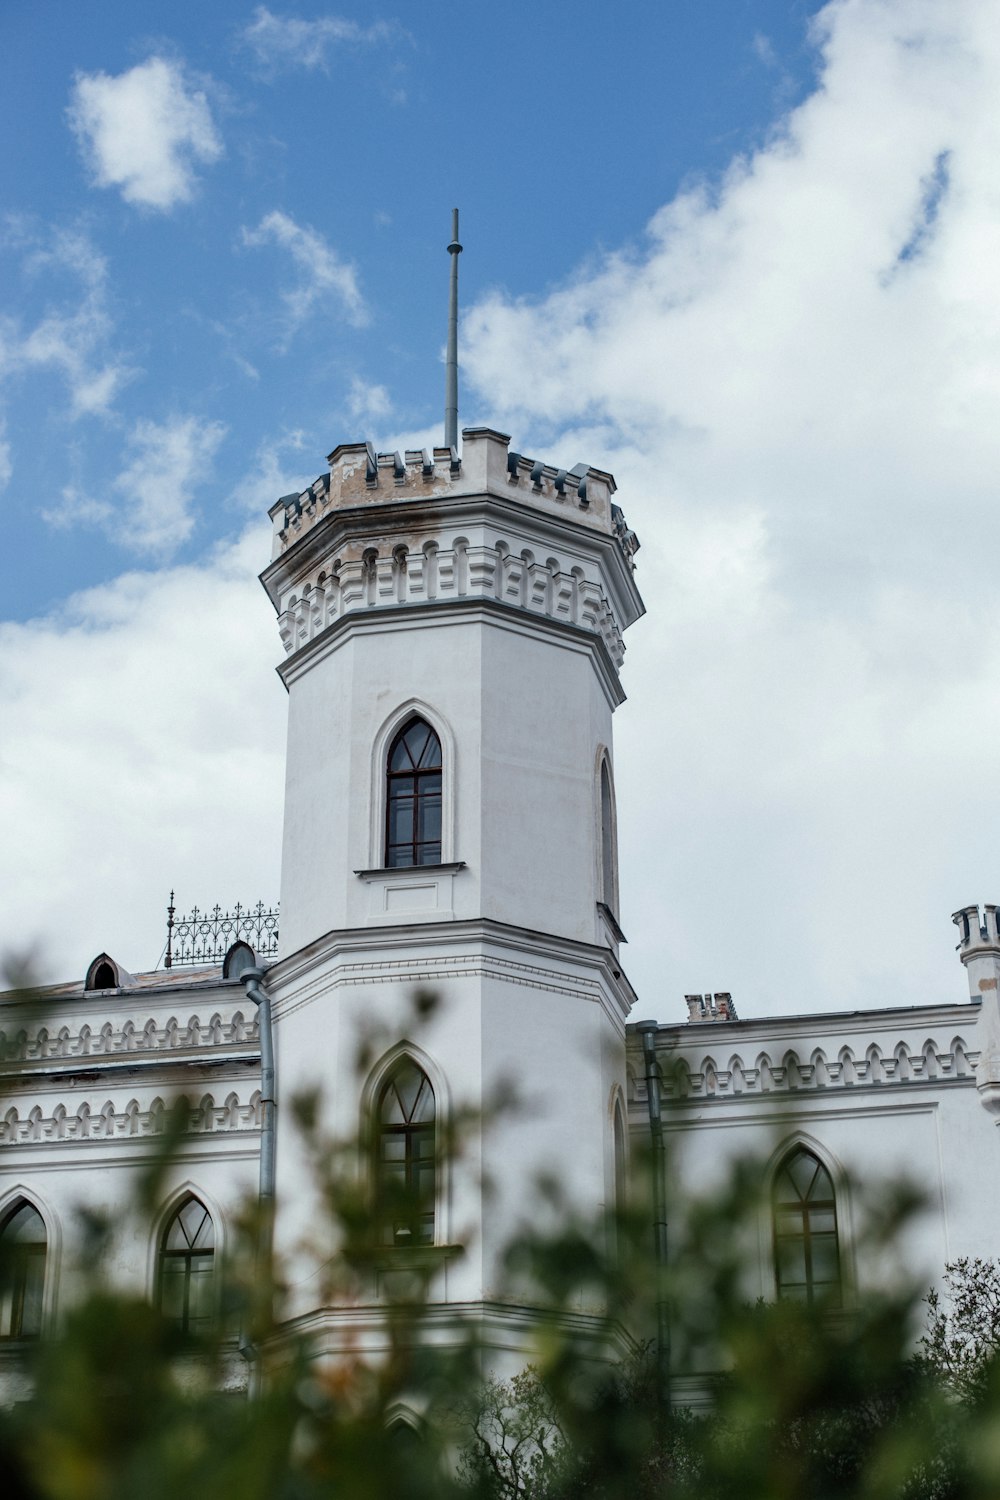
left=1, top=0, right=998, bottom=1021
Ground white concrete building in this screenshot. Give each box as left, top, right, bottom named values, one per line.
left=2, top=422, right=998, bottom=1392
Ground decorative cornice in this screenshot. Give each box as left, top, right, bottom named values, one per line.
left=266, top=914, right=637, bottom=1027
left=264, top=496, right=641, bottom=677
left=627, top=1033, right=978, bottom=1103
left=0, top=1010, right=259, bottom=1066
left=0, top=1089, right=262, bottom=1146
left=277, top=596, right=627, bottom=711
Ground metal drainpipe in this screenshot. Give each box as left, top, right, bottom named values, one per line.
left=239, top=965, right=275, bottom=1394
left=635, top=1019, right=670, bottom=1410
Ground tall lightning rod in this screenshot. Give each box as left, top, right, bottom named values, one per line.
left=445, top=208, right=462, bottom=452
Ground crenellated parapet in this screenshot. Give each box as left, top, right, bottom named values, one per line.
left=685, top=992, right=737, bottom=1022
left=261, top=427, right=644, bottom=675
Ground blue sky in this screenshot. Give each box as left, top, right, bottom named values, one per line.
left=3, top=0, right=999, bottom=1022
left=0, top=0, right=821, bottom=615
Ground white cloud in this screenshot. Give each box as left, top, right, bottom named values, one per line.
left=0, top=225, right=132, bottom=417
left=68, top=57, right=223, bottom=211
left=461, top=0, right=1000, bottom=1017
left=43, top=415, right=226, bottom=559
left=0, top=530, right=285, bottom=983
left=239, top=6, right=397, bottom=73
left=224, top=429, right=315, bottom=515
left=345, top=376, right=391, bottom=426
left=242, top=209, right=367, bottom=336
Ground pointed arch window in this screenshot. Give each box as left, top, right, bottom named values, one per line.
left=376, top=1059, right=436, bottom=1246
left=772, top=1149, right=841, bottom=1305
left=613, top=1099, right=627, bottom=1219
left=0, top=1200, right=46, bottom=1339
left=600, top=759, right=617, bottom=913
left=385, top=718, right=442, bottom=868
left=158, top=1196, right=215, bottom=1333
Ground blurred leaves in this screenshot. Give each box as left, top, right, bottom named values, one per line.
left=6, top=980, right=1000, bottom=1497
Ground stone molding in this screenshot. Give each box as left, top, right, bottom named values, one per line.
left=0, top=1089, right=262, bottom=1146
left=274, top=529, right=628, bottom=669
left=273, top=951, right=610, bottom=1030
left=629, top=1035, right=977, bottom=1102
left=0, top=1010, right=259, bottom=1065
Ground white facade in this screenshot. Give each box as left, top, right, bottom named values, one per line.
left=2, top=426, right=998, bottom=1391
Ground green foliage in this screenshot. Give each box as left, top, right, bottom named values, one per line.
left=918, top=1258, right=1000, bottom=1405
left=6, top=973, right=1000, bottom=1498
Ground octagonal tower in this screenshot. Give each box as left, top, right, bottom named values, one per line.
left=261, top=423, right=644, bottom=1363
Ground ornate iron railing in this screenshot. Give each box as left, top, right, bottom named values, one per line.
left=164, top=893, right=279, bottom=968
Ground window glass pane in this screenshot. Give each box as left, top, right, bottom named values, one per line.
left=415, top=1161, right=435, bottom=1202
left=380, top=1087, right=405, bottom=1125
left=410, top=1080, right=434, bottom=1125
left=394, top=1063, right=426, bottom=1121
left=390, top=734, right=416, bottom=771
left=775, top=1207, right=803, bottom=1236
left=418, top=793, right=442, bottom=845
left=4, top=1204, right=45, bottom=1245
left=773, top=1166, right=801, bottom=1205
left=381, top=1135, right=406, bottom=1160
left=403, top=721, right=431, bottom=766
left=807, top=1208, right=836, bottom=1234
left=806, top=1162, right=835, bottom=1203
left=786, top=1152, right=819, bottom=1202
left=776, top=1237, right=807, bottom=1288
left=159, top=1259, right=187, bottom=1321
left=164, top=1217, right=189, bottom=1251
left=19, top=1253, right=44, bottom=1337
left=417, top=728, right=441, bottom=769
left=186, top=1256, right=215, bottom=1330
left=388, top=801, right=414, bottom=849
left=809, top=1233, right=840, bottom=1283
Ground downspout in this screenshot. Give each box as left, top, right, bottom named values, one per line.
left=240, top=965, right=275, bottom=1393
left=635, top=1019, right=670, bottom=1410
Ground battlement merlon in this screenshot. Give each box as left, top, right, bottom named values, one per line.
left=954, top=904, right=1000, bottom=1117
left=954, top=904, right=1000, bottom=1002
left=267, top=427, right=640, bottom=570
left=953, top=904, right=1000, bottom=958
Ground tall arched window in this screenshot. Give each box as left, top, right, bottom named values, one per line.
left=600, top=758, right=617, bottom=914
left=376, top=1059, right=436, bottom=1246
left=772, top=1149, right=841, bottom=1305
left=613, top=1099, right=627, bottom=1220
left=385, top=717, right=443, bottom=868
left=158, top=1196, right=215, bottom=1333
left=0, top=1200, right=46, bottom=1339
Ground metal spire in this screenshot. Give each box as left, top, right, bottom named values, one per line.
left=445, top=208, right=462, bottom=452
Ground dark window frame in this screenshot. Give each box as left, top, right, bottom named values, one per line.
left=157, top=1196, right=216, bottom=1335
left=772, top=1148, right=842, bottom=1306
left=384, top=717, right=443, bottom=869
left=0, top=1200, right=46, bottom=1340
left=375, top=1060, right=436, bottom=1247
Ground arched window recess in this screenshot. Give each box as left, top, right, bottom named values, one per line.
left=772, top=1147, right=842, bottom=1306
left=158, top=1195, right=216, bottom=1334
left=375, top=1057, right=436, bottom=1247
left=596, top=751, right=625, bottom=942
left=0, top=1199, right=47, bottom=1339
left=385, top=716, right=443, bottom=868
